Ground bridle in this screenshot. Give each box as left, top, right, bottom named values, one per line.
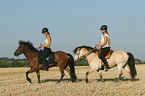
left=75, top=48, right=94, bottom=63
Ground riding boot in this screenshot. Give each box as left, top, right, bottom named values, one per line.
left=104, top=63, right=109, bottom=71
left=42, top=47, right=51, bottom=71
left=43, top=60, right=49, bottom=71
left=45, top=63, right=49, bottom=71
left=45, top=62, right=49, bottom=71
left=104, top=65, right=109, bottom=71
left=42, top=64, right=47, bottom=71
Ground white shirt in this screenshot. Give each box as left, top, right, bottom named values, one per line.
left=101, top=34, right=110, bottom=48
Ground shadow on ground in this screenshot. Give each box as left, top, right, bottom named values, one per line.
left=41, top=78, right=84, bottom=83
left=97, top=77, right=139, bottom=82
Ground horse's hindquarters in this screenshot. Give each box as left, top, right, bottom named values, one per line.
left=108, top=50, right=128, bottom=67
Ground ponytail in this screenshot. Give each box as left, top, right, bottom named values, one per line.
left=106, top=31, right=109, bottom=36
left=106, top=31, right=111, bottom=47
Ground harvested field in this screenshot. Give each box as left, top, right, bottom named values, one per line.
left=0, top=65, right=145, bottom=96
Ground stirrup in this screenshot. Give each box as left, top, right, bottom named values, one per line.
left=104, top=68, right=109, bottom=72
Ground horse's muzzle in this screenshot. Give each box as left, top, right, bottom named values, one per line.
left=14, top=52, right=20, bottom=56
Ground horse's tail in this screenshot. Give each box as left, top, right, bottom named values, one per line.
left=67, top=53, right=77, bottom=82
left=127, top=52, right=137, bottom=80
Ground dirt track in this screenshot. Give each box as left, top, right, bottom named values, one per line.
left=0, top=65, right=145, bottom=96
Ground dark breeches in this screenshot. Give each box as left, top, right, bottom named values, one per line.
left=43, top=47, right=51, bottom=67
left=100, top=47, right=110, bottom=68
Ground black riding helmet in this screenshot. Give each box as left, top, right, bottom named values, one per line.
left=100, top=25, right=108, bottom=30
left=42, top=28, right=50, bottom=34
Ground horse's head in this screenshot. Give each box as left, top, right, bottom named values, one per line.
left=14, top=40, right=38, bottom=56
left=73, top=47, right=81, bottom=62
left=14, top=41, right=27, bottom=56
left=73, top=46, right=94, bottom=62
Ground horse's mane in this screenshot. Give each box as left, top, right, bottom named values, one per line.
left=73, top=46, right=94, bottom=54
left=19, top=40, right=38, bottom=52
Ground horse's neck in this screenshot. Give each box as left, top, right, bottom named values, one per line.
left=81, top=49, right=88, bottom=56
left=81, top=50, right=92, bottom=60
left=82, top=50, right=99, bottom=62
left=24, top=51, right=38, bottom=63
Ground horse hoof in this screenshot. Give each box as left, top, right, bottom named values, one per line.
left=85, top=79, right=89, bottom=83
left=102, top=80, right=105, bottom=82
left=27, top=78, right=32, bottom=83
left=115, top=79, right=119, bottom=82
left=56, top=81, right=61, bottom=84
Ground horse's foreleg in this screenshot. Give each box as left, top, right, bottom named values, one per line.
left=85, top=71, right=89, bottom=83
left=85, top=69, right=97, bottom=83
left=26, top=68, right=36, bottom=83
left=36, top=70, right=41, bottom=83
left=57, top=66, right=65, bottom=83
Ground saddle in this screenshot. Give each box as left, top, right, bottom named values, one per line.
left=98, top=49, right=113, bottom=59
left=38, top=50, right=55, bottom=64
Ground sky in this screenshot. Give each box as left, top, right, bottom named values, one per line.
left=0, top=0, right=145, bottom=60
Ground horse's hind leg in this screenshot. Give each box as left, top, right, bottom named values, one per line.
left=65, top=66, right=71, bottom=74
left=116, top=64, right=123, bottom=82
left=36, top=70, right=41, bottom=83
left=65, top=67, right=71, bottom=78
left=65, top=67, right=75, bottom=82
left=124, top=64, right=135, bottom=80
left=57, top=66, right=65, bottom=83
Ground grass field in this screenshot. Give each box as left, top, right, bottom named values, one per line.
left=0, top=65, right=145, bottom=96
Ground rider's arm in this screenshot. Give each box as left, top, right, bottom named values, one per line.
left=95, top=42, right=101, bottom=48
left=43, top=34, right=51, bottom=47
left=96, top=36, right=108, bottom=48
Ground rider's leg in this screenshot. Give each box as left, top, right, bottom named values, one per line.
left=100, top=47, right=110, bottom=70
left=43, top=47, right=51, bottom=71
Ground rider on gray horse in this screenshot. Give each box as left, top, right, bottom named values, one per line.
left=95, top=25, right=111, bottom=71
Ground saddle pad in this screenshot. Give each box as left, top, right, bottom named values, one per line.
left=46, top=52, right=55, bottom=64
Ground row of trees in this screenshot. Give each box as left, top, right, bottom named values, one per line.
left=0, top=57, right=29, bottom=68
left=0, top=57, right=144, bottom=68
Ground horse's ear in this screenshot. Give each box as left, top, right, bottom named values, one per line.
left=19, top=40, right=23, bottom=45
left=78, top=48, right=80, bottom=51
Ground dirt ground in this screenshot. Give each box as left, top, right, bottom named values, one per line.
left=0, top=65, right=145, bottom=96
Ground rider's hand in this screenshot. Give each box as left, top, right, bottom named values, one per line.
left=39, top=45, right=43, bottom=48
left=95, top=45, right=100, bottom=49
left=92, top=48, right=97, bottom=52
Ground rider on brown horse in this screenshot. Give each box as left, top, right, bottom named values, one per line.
left=39, top=28, right=52, bottom=71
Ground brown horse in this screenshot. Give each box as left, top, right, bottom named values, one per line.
left=14, top=40, right=77, bottom=83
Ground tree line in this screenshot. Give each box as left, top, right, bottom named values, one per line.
left=0, top=57, right=144, bottom=68
left=0, top=57, right=29, bottom=68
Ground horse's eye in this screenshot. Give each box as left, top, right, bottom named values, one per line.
left=19, top=47, right=23, bottom=49
left=76, top=52, right=79, bottom=55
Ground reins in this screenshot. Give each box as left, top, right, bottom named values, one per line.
left=22, top=44, right=40, bottom=53
left=75, top=49, right=96, bottom=63
left=25, top=48, right=40, bottom=53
